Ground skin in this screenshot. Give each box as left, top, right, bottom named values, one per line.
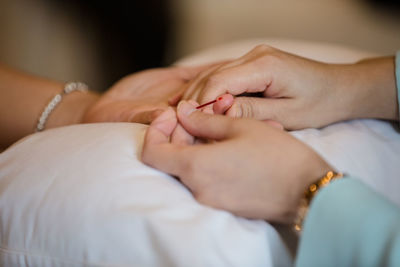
left=142, top=46, right=398, bottom=223
left=142, top=101, right=332, bottom=223
left=183, top=45, right=398, bottom=129
left=0, top=63, right=99, bottom=148
left=0, top=64, right=209, bottom=149
left=83, top=66, right=213, bottom=124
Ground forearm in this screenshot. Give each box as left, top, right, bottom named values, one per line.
left=331, top=56, right=398, bottom=122
left=0, top=64, right=99, bottom=149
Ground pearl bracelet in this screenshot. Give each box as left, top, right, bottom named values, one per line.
left=35, top=82, right=88, bottom=132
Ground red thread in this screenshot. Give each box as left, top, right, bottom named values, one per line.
left=196, top=99, right=217, bottom=109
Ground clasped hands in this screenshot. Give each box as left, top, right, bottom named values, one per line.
left=85, top=45, right=397, bottom=224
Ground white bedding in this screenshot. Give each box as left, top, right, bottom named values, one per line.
left=0, top=123, right=291, bottom=267
left=1, top=39, right=400, bottom=267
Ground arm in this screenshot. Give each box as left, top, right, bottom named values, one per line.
left=182, top=45, right=399, bottom=129
left=296, top=178, right=400, bottom=267
left=0, top=63, right=211, bottom=150
left=339, top=55, right=398, bottom=122
left=0, top=64, right=99, bottom=149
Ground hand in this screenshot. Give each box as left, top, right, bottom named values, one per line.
left=141, top=101, right=331, bottom=223
left=182, top=45, right=398, bottom=129
left=83, top=66, right=209, bottom=124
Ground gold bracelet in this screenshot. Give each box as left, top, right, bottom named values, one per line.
left=293, top=171, right=344, bottom=235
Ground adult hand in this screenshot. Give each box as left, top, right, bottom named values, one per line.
left=83, top=66, right=209, bottom=124
left=182, top=45, right=397, bottom=129
left=141, top=101, right=331, bottom=223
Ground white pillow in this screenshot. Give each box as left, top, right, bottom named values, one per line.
left=2, top=121, right=399, bottom=267
left=0, top=123, right=291, bottom=267
left=1, top=39, right=400, bottom=267
left=292, top=119, right=400, bottom=207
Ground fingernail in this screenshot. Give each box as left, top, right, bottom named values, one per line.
left=178, top=101, right=196, bottom=116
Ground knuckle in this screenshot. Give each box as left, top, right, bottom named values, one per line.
left=236, top=98, right=257, bottom=118
left=227, top=103, right=243, bottom=118
left=205, top=73, right=223, bottom=89
left=258, top=53, right=279, bottom=67
left=253, top=44, right=273, bottom=53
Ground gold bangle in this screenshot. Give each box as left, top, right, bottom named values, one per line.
left=293, top=171, right=344, bottom=235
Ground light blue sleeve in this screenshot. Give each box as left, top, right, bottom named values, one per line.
left=295, top=178, right=400, bottom=267
left=396, top=51, right=400, bottom=121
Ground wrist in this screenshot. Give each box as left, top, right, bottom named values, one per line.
left=294, top=170, right=344, bottom=234
left=330, top=57, right=398, bottom=122
left=299, top=150, right=333, bottom=194
left=294, top=149, right=342, bottom=234
left=289, top=148, right=332, bottom=219
left=46, top=89, right=100, bottom=129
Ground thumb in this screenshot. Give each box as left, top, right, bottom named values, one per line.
left=212, top=93, right=234, bottom=114
left=144, top=107, right=177, bottom=145
left=177, top=101, right=239, bottom=140
left=142, top=107, right=192, bottom=177
left=226, top=96, right=289, bottom=122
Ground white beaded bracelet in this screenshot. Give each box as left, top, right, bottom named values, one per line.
left=35, top=82, right=88, bottom=132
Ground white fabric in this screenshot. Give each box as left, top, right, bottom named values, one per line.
left=0, top=123, right=290, bottom=267
left=1, top=39, right=400, bottom=267
left=292, top=119, right=400, bottom=207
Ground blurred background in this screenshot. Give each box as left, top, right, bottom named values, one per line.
left=0, top=0, right=399, bottom=91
